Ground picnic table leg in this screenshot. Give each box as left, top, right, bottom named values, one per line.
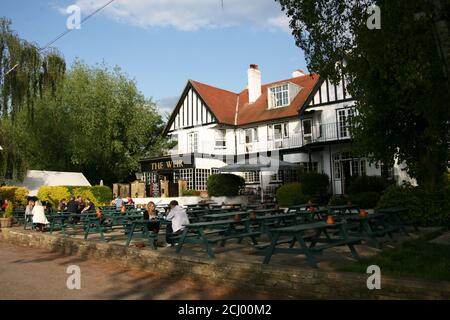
left=125, top=222, right=136, bottom=246
left=199, top=229, right=215, bottom=258
left=84, top=221, right=91, bottom=240
left=296, top=231, right=318, bottom=268
left=96, top=219, right=105, bottom=241
left=175, top=229, right=188, bottom=254
left=263, top=231, right=280, bottom=264
left=362, top=220, right=381, bottom=248
left=309, top=229, right=323, bottom=248
left=340, top=224, right=360, bottom=260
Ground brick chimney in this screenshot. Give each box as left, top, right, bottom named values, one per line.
left=248, top=64, right=261, bottom=103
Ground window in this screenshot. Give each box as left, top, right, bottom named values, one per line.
left=269, top=84, right=289, bottom=108
left=244, top=171, right=260, bottom=183
left=268, top=123, right=289, bottom=149
left=174, top=169, right=194, bottom=190
left=245, top=128, right=258, bottom=143
left=215, top=129, right=226, bottom=149
left=337, top=108, right=355, bottom=138
left=270, top=171, right=282, bottom=182
left=302, top=119, right=312, bottom=136
left=187, top=132, right=198, bottom=153
left=195, top=169, right=211, bottom=191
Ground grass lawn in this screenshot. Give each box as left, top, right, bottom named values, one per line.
left=339, top=229, right=450, bottom=282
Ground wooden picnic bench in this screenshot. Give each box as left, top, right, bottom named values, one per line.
left=346, top=212, right=397, bottom=248
left=376, top=207, right=419, bottom=235
left=257, top=221, right=362, bottom=268
left=175, top=219, right=261, bottom=258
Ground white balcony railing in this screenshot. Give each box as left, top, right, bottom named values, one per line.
left=165, top=122, right=352, bottom=155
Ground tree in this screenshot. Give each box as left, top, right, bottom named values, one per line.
left=0, top=17, right=65, bottom=180
left=24, top=61, right=172, bottom=185
left=277, top=0, right=449, bottom=191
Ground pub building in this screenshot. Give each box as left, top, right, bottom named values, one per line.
left=139, top=65, right=412, bottom=198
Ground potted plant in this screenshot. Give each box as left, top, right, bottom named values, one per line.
left=0, top=204, right=13, bottom=228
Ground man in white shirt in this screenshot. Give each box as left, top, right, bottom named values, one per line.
left=165, top=200, right=190, bottom=246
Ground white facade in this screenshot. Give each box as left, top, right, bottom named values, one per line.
left=142, top=68, right=405, bottom=196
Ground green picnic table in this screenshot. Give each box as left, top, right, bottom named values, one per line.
left=250, top=213, right=298, bottom=233
left=175, top=219, right=260, bottom=258
left=124, top=219, right=160, bottom=249
left=258, top=221, right=362, bottom=268
left=376, top=207, right=419, bottom=235
left=346, top=212, right=397, bottom=248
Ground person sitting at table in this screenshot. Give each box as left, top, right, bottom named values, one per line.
left=32, top=200, right=49, bottom=232
left=120, top=204, right=127, bottom=215
left=165, top=200, right=189, bottom=247
left=126, top=197, right=135, bottom=205
left=81, top=198, right=95, bottom=213
left=143, top=201, right=160, bottom=234
left=115, top=195, right=123, bottom=211
left=76, top=195, right=85, bottom=214
left=57, top=199, right=67, bottom=212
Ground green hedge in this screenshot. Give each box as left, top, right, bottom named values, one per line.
left=300, top=173, right=329, bottom=196
left=349, top=192, right=380, bottom=209
left=37, top=185, right=112, bottom=207
left=0, top=186, right=29, bottom=207
left=377, top=185, right=450, bottom=227
left=182, top=189, right=201, bottom=196
left=276, top=183, right=311, bottom=207
left=348, top=176, right=390, bottom=194
left=207, top=174, right=245, bottom=197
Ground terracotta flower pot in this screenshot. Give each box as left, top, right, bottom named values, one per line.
left=233, top=214, right=241, bottom=222
left=326, top=215, right=335, bottom=225
left=249, top=212, right=257, bottom=220
left=0, top=217, right=12, bottom=228
left=359, top=209, right=368, bottom=217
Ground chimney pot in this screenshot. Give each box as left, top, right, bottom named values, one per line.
left=292, top=69, right=306, bottom=78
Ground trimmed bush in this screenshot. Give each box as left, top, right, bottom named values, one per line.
left=276, top=183, right=311, bottom=207
left=37, top=186, right=71, bottom=208
left=0, top=186, right=29, bottom=207
left=91, top=185, right=113, bottom=204
left=349, top=192, right=380, bottom=209
left=300, top=173, right=330, bottom=198
left=207, top=174, right=245, bottom=197
left=182, top=189, right=201, bottom=196
left=377, top=185, right=450, bottom=227
left=37, top=185, right=113, bottom=207
left=348, top=175, right=390, bottom=194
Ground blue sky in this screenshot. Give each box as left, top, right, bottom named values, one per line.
left=1, top=0, right=308, bottom=113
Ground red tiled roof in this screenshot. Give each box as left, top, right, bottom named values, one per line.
left=190, top=80, right=237, bottom=125
left=236, top=74, right=319, bottom=126
left=189, top=74, right=319, bottom=126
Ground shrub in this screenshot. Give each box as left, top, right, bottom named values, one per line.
left=0, top=186, right=29, bottom=207
left=182, top=189, right=201, bottom=196
left=37, top=185, right=113, bottom=207
left=91, top=185, right=113, bottom=204
left=207, top=174, right=245, bottom=197
left=349, top=192, right=380, bottom=209
left=276, top=183, right=311, bottom=207
left=348, top=176, right=390, bottom=194
left=300, top=173, right=329, bottom=198
left=37, top=186, right=71, bottom=208
left=377, top=185, right=450, bottom=227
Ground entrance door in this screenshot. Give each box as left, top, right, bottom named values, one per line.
left=341, top=160, right=351, bottom=194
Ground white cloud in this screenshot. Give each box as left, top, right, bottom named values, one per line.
left=68, top=0, right=291, bottom=32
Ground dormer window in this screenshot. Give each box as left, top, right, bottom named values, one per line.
left=269, top=84, right=289, bottom=108
left=268, top=82, right=301, bottom=109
